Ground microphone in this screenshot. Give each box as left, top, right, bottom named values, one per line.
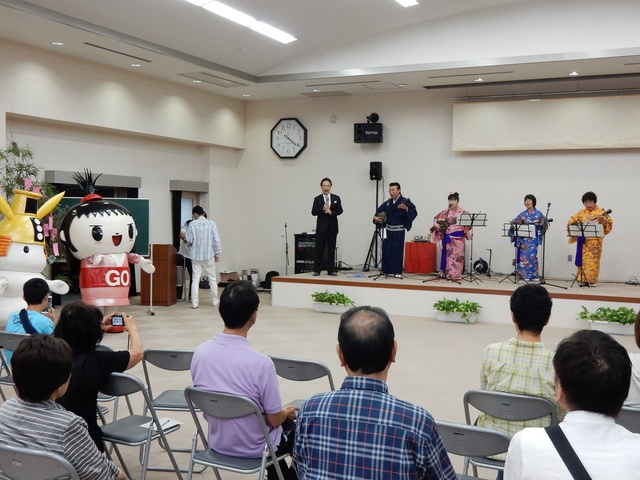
left=285, top=223, right=287, bottom=228
left=605, top=209, right=612, bottom=215
left=547, top=202, right=551, bottom=207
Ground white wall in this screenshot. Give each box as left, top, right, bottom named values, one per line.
left=1, top=40, right=639, bottom=282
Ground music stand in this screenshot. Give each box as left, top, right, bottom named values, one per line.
left=568, top=222, right=602, bottom=288
left=499, top=222, right=535, bottom=284
left=459, top=213, right=486, bottom=284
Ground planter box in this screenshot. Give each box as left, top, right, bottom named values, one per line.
left=314, top=303, right=349, bottom=314
left=435, top=311, right=478, bottom=324
left=589, top=321, right=634, bottom=336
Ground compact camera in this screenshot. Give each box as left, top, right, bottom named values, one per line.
left=111, top=314, right=124, bottom=327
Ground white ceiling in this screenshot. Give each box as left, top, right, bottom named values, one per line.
left=1, top=0, right=640, bottom=101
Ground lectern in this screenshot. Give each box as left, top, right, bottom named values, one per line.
left=140, top=244, right=177, bottom=306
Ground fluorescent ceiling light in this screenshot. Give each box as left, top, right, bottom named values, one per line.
left=203, top=1, right=255, bottom=27
left=395, top=0, right=419, bottom=7
left=250, top=21, right=296, bottom=44
left=184, top=0, right=296, bottom=43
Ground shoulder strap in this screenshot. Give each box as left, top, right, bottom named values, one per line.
left=19, top=309, right=38, bottom=335
left=545, top=425, right=592, bottom=480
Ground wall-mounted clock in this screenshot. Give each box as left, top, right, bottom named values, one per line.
left=270, top=118, right=307, bottom=158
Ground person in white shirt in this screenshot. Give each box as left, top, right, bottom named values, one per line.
left=504, top=329, right=640, bottom=479
left=186, top=206, right=222, bottom=309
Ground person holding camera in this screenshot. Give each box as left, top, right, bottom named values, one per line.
left=54, top=301, right=143, bottom=451
left=4, top=278, right=56, bottom=365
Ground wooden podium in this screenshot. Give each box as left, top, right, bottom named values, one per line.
left=404, top=242, right=437, bottom=274
left=140, top=244, right=177, bottom=306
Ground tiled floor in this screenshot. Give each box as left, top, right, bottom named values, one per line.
left=4, top=288, right=639, bottom=479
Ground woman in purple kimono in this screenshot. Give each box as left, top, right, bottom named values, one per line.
left=510, top=194, right=547, bottom=281
left=430, top=192, right=472, bottom=280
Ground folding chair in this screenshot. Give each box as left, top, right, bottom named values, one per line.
left=463, top=389, right=558, bottom=475
left=95, top=343, right=133, bottom=422
left=0, top=331, right=30, bottom=401
left=269, top=355, right=335, bottom=408
left=0, top=442, right=80, bottom=480
left=142, top=348, right=204, bottom=472
left=435, top=420, right=511, bottom=480
left=184, top=386, right=290, bottom=480
left=616, top=406, right=640, bottom=434
left=99, top=372, right=183, bottom=480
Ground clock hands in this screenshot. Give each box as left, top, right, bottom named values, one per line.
left=284, top=134, right=300, bottom=147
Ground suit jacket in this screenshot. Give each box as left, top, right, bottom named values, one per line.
left=312, top=193, right=343, bottom=234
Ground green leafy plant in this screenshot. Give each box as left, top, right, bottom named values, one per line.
left=311, top=290, right=355, bottom=307
left=576, top=306, right=636, bottom=325
left=433, top=297, right=482, bottom=321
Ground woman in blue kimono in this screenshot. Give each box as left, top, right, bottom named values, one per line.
left=510, top=194, right=547, bottom=282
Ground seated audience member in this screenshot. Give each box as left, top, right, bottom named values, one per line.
left=4, top=278, right=56, bottom=364
left=0, top=334, right=124, bottom=480
left=53, top=301, right=143, bottom=452
left=477, top=284, right=560, bottom=460
left=624, top=309, right=640, bottom=406
left=504, top=330, right=640, bottom=479
left=191, top=280, right=297, bottom=480
left=292, top=305, right=456, bottom=480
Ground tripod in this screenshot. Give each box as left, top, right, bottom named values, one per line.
left=539, top=203, right=566, bottom=290
left=363, top=227, right=383, bottom=273
left=459, top=212, right=486, bottom=284
left=568, top=222, right=602, bottom=288
left=499, top=222, right=534, bottom=284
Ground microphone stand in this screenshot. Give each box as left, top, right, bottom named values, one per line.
left=539, top=203, right=567, bottom=290
left=284, top=223, right=289, bottom=275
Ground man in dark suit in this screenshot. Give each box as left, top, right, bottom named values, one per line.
left=311, top=178, right=343, bottom=276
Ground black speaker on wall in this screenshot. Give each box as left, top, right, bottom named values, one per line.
left=354, top=123, right=383, bottom=143
left=369, top=161, right=382, bottom=180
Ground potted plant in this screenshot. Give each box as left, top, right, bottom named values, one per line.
left=311, top=290, right=355, bottom=314
left=576, top=306, right=636, bottom=336
left=433, top=297, right=482, bottom=324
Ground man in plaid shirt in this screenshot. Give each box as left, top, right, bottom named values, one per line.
left=292, top=306, right=456, bottom=480
left=477, top=284, right=560, bottom=461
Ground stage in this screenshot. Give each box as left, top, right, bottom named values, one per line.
left=272, top=271, right=640, bottom=329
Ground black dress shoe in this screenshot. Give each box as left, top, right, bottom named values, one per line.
left=312, top=271, right=320, bottom=276
left=328, top=271, right=338, bottom=276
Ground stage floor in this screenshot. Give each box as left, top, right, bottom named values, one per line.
left=272, top=270, right=640, bottom=329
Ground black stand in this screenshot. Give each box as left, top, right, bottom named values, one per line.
left=499, top=222, right=534, bottom=285
left=459, top=213, right=486, bottom=285
left=364, top=227, right=383, bottom=273
left=364, top=177, right=383, bottom=274
left=284, top=223, right=289, bottom=275
left=568, top=222, right=602, bottom=288
left=539, top=203, right=566, bottom=290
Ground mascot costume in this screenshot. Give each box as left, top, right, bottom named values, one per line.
left=0, top=188, right=69, bottom=320
left=58, top=171, right=154, bottom=329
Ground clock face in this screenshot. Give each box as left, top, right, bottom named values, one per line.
left=270, top=118, right=307, bottom=158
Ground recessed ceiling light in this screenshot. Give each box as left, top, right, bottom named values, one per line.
left=312, top=89, right=322, bottom=92
left=192, top=80, right=202, bottom=83
left=474, top=77, right=484, bottom=82
left=51, top=41, right=64, bottom=46
left=395, top=0, right=419, bottom=6
left=130, top=63, right=142, bottom=67
left=242, top=94, right=251, bottom=97
left=397, top=84, right=408, bottom=88
left=569, top=71, right=580, bottom=76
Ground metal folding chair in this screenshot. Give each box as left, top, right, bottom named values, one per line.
left=0, top=442, right=81, bottom=480
left=184, top=386, right=289, bottom=480
left=0, top=331, right=30, bottom=401
left=269, top=355, right=335, bottom=408
left=436, top=419, right=511, bottom=480
left=99, top=372, right=183, bottom=480
left=95, top=343, right=133, bottom=423
left=616, top=406, right=640, bottom=434
left=463, top=389, right=558, bottom=475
